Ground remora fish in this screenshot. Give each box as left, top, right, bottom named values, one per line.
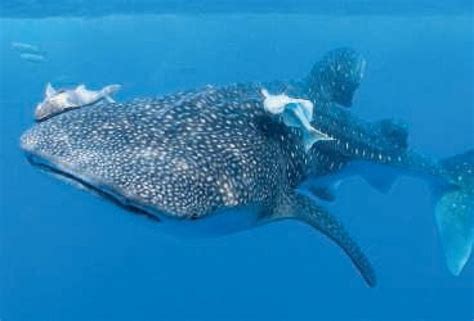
left=261, top=89, right=333, bottom=151
left=20, top=48, right=473, bottom=285
left=35, top=83, right=121, bottom=121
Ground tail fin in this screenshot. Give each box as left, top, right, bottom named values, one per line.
left=306, top=48, right=366, bottom=107
left=435, top=150, right=474, bottom=275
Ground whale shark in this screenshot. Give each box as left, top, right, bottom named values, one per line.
left=20, top=48, right=473, bottom=286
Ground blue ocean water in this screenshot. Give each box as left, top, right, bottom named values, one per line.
left=0, top=2, right=473, bottom=320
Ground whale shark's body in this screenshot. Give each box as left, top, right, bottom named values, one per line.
left=20, top=49, right=473, bottom=286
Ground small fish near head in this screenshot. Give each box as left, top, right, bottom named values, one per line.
left=35, top=83, right=121, bottom=121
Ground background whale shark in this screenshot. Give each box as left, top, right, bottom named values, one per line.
left=20, top=48, right=473, bottom=286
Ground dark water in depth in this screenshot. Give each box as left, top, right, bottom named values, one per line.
left=0, top=2, right=473, bottom=320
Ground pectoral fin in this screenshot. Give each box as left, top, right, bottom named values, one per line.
left=105, top=95, right=116, bottom=103
left=270, top=191, right=376, bottom=287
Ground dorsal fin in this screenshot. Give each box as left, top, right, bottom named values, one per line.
left=45, top=82, right=56, bottom=98
left=261, top=88, right=270, bottom=98
left=76, top=84, right=86, bottom=93
left=306, top=48, right=366, bottom=108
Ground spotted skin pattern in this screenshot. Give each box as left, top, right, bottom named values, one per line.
left=22, top=84, right=307, bottom=219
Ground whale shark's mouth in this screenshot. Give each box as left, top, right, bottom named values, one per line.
left=24, top=152, right=161, bottom=222
left=23, top=152, right=263, bottom=238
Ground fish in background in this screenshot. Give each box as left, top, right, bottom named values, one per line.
left=11, top=41, right=47, bottom=63
left=11, top=41, right=41, bottom=53
left=19, top=52, right=47, bottom=63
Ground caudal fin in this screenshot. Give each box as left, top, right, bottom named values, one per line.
left=435, top=150, right=474, bottom=275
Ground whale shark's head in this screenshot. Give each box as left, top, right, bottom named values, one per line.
left=19, top=106, right=267, bottom=234
left=20, top=87, right=283, bottom=223
left=20, top=111, right=133, bottom=211
left=20, top=103, right=175, bottom=218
